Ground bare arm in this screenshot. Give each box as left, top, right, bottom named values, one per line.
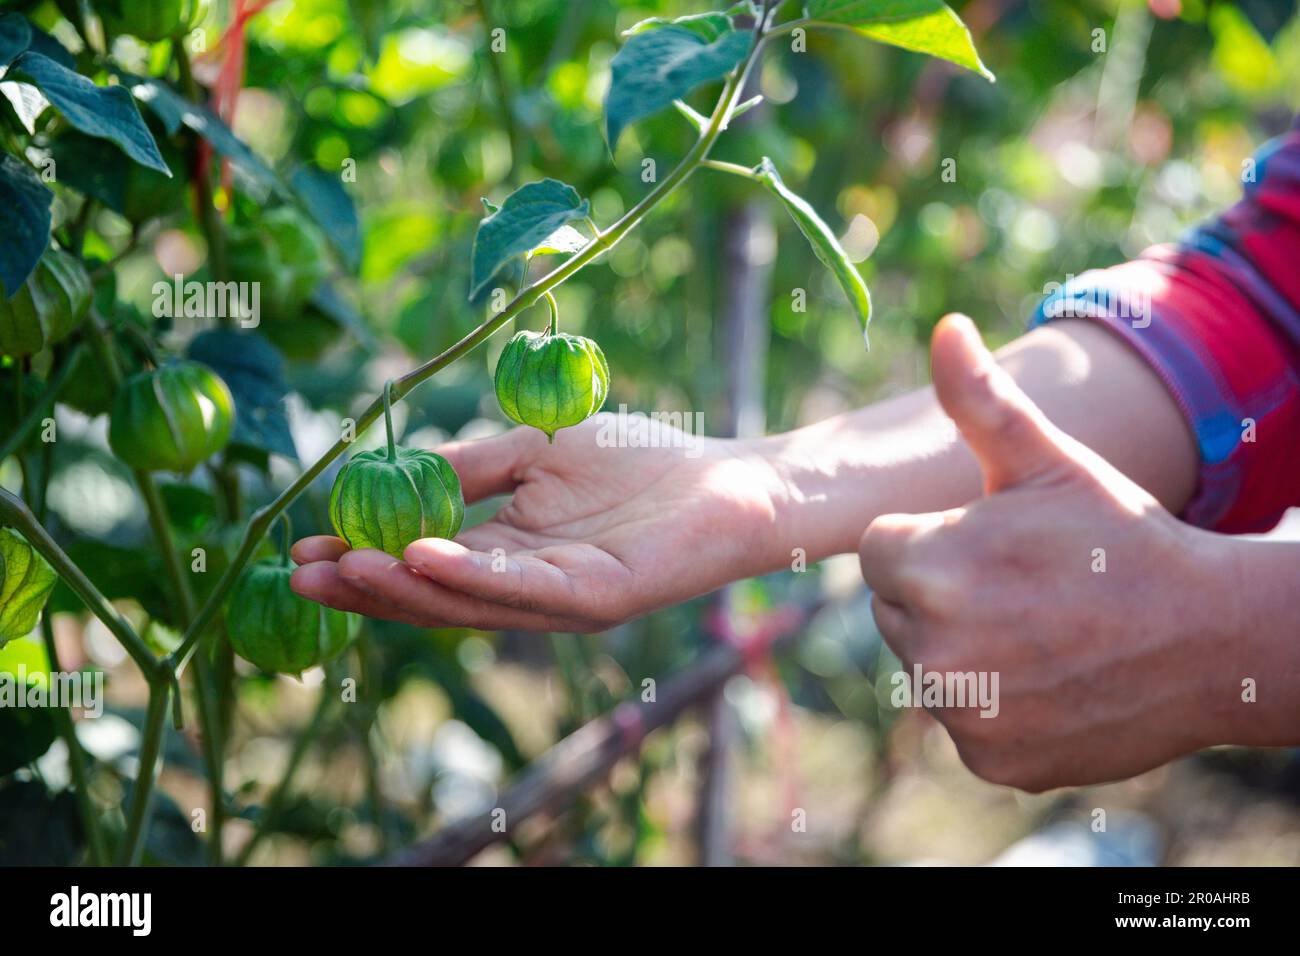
left=291, top=316, right=1202, bottom=634
left=756, top=318, right=1199, bottom=568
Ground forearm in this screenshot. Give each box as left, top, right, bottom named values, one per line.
left=753, top=318, right=1200, bottom=564
left=1204, top=533, right=1300, bottom=747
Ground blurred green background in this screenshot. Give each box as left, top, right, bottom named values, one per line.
left=4, top=0, right=1300, bottom=865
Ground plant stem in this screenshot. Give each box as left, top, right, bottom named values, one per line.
left=135, top=469, right=226, bottom=863
left=117, top=681, right=171, bottom=865
left=383, top=380, right=397, bottom=462
left=701, top=158, right=764, bottom=181
left=544, top=291, right=559, bottom=334
left=41, top=616, right=108, bottom=866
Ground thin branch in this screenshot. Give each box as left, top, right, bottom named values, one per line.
left=116, top=683, right=171, bottom=865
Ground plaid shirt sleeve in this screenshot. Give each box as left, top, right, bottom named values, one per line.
left=1029, top=120, right=1300, bottom=533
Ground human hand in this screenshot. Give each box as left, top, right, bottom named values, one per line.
left=290, top=415, right=786, bottom=632
left=859, top=314, right=1240, bottom=791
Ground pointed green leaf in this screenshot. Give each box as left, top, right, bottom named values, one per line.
left=470, top=179, right=590, bottom=299
left=117, top=71, right=288, bottom=201
left=755, top=157, right=872, bottom=346
left=623, top=12, right=735, bottom=43
left=804, top=0, right=993, bottom=81
left=6, top=53, right=170, bottom=173
left=604, top=26, right=751, bottom=147
left=0, top=154, right=53, bottom=297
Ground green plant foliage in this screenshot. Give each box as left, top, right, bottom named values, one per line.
left=95, top=0, right=198, bottom=43
left=755, top=157, right=872, bottom=343
left=802, top=1, right=993, bottom=80
left=6, top=0, right=1287, bottom=871
left=0, top=154, right=52, bottom=296
left=469, top=179, right=591, bottom=298
left=0, top=528, right=58, bottom=647
left=187, top=329, right=299, bottom=462
left=604, top=24, right=752, bottom=147
left=227, top=206, right=332, bottom=321
left=5, top=52, right=170, bottom=173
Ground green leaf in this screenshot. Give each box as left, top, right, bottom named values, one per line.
left=5, top=52, right=170, bottom=173
left=469, top=179, right=590, bottom=299
left=803, top=0, right=994, bottom=81
left=46, top=129, right=132, bottom=211
left=187, top=329, right=299, bottom=462
left=530, top=223, right=587, bottom=256
left=0, top=528, right=58, bottom=647
left=0, top=12, right=31, bottom=67
left=116, top=71, right=288, bottom=201
left=0, top=153, right=53, bottom=297
left=623, top=11, right=735, bottom=43
left=291, top=165, right=361, bottom=272
left=754, top=157, right=872, bottom=346
left=604, top=26, right=752, bottom=147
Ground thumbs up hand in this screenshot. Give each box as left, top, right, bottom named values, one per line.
left=859, top=315, right=1231, bottom=791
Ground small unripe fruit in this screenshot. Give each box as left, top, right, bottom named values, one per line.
left=226, top=560, right=357, bottom=675
left=329, top=447, right=465, bottom=559
left=494, top=328, right=609, bottom=441
left=328, top=380, right=464, bottom=559
left=108, top=361, right=235, bottom=473
left=0, top=248, right=91, bottom=359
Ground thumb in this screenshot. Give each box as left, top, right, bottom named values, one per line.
left=931, top=314, right=1074, bottom=493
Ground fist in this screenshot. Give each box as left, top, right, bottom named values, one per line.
left=859, top=315, right=1231, bottom=792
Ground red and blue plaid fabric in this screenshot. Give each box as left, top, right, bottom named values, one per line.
left=1031, top=121, right=1300, bottom=533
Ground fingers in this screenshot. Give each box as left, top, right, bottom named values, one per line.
left=930, top=313, right=1071, bottom=494
left=327, top=548, right=596, bottom=633
left=402, top=537, right=622, bottom=621
left=291, top=535, right=350, bottom=564
left=290, top=561, right=429, bottom=627
left=434, top=427, right=546, bottom=504
left=858, top=511, right=951, bottom=604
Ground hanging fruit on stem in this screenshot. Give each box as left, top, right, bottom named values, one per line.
left=494, top=292, right=609, bottom=442
left=329, top=381, right=465, bottom=559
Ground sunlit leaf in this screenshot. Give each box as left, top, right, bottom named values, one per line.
left=803, top=0, right=993, bottom=81
left=604, top=26, right=752, bottom=147
left=755, top=157, right=872, bottom=346
left=470, top=179, right=590, bottom=298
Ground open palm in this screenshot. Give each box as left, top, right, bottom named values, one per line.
left=290, top=414, right=784, bottom=632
